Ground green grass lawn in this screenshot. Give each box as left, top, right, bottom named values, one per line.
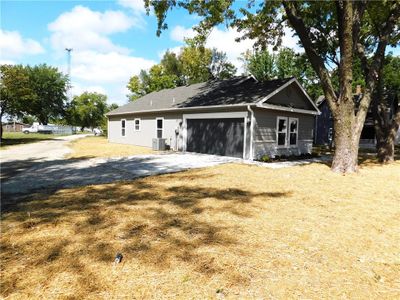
left=0, top=132, right=62, bottom=149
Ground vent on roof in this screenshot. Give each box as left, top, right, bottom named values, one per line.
left=150, top=100, right=153, bottom=106
left=172, top=97, right=175, bottom=103
left=235, top=76, right=251, bottom=85
left=250, top=75, right=258, bottom=82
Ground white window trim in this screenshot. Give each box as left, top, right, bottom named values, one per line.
left=288, top=117, right=299, bottom=147
left=134, top=118, right=141, bottom=132
left=276, top=116, right=288, bottom=148
left=156, top=117, right=164, bottom=138
left=121, top=119, right=126, bottom=137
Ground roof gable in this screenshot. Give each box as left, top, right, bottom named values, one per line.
left=106, top=76, right=317, bottom=116
left=259, top=78, right=319, bottom=112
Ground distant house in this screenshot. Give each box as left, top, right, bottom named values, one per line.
left=315, top=91, right=399, bottom=146
left=106, top=76, right=320, bottom=159
left=2, top=121, right=29, bottom=133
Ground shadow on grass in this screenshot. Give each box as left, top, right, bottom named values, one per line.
left=0, top=172, right=292, bottom=297
left=1, top=137, right=55, bottom=147
left=310, top=145, right=400, bottom=168
left=0, top=156, right=96, bottom=182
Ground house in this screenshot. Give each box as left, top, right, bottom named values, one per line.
left=315, top=91, right=400, bottom=146
left=2, top=121, right=29, bottom=132
left=106, top=76, right=320, bottom=160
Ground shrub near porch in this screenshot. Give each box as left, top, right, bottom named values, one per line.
left=1, top=161, right=399, bottom=299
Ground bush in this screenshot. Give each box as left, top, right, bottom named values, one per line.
left=261, top=155, right=271, bottom=162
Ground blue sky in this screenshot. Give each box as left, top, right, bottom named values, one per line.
left=1, top=1, right=398, bottom=106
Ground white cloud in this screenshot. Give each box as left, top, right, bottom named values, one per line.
left=66, top=50, right=155, bottom=105
left=0, top=29, right=45, bottom=59
left=170, top=25, right=196, bottom=42
left=281, top=27, right=302, bottom=52
left=169, top=25, right=304, bottom=72
left=48, top=5, right=136, bottom=54
left=0, top=59, right=16, bottom=65
left=71, top=83, right=107, bottom=96
left=71, top=51, right=155, bottom=83
left=157, top=46, right=182, bottom=59
left=170, top=26, right=254, bottom=72
left=117, top=0, right=146, bottom=14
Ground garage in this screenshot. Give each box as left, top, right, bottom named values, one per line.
left=186, top=118, right=245, bottom=158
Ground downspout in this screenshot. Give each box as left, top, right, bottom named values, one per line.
left=247, top=105, right=254, bottom=160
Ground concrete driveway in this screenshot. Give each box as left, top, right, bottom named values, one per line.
left=1, top=137, right=236, bottom=200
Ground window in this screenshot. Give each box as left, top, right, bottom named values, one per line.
left=121, top=119, right=126, bottom=137
left=277, top=117, right=287, bottom=147
left=156, top=118, right=163, bottom=138
left=134, top=118, right=141, bottom=131
left=277, top=116, right=299, bottom=147
left=289, top=118, right=298, bottom=146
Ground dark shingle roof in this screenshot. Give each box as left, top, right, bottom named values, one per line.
left=107, top=76, right=294, bottom=115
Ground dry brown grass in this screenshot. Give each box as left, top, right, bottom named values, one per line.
left=68, top=136, right=154, bottom=158
left=1, top=161, right=400, bottom=299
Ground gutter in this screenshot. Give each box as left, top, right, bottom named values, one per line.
left=106, top=103, right=252, bottom=117
left=247, top=105, right=255, bottom=160
left=256, top=103, right=321, bottom=115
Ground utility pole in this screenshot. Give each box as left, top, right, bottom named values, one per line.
left=65, top=48, right=73, bottom=99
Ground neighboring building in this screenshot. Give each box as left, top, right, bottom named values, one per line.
left=107, top=76, right=320, bottom=159
left=315, top=92, right=399, bottom=146
left=2, top=121, right=29, bottom=132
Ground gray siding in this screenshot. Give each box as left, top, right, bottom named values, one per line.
left=107, top=106, right=315, bottom=160
left=253, top=108, right=314, bottom=159
left=107, top=107, right=250, bottom=155
left=108, top=112, right=183, bottom=150
left=267, top=84, right=315, bottom=110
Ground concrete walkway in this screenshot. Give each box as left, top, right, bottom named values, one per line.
left=1, top=134, right=88, bottom=163
left=1, top=134, right=329, bottom=200
left=1, top=134, right=88, bottom=181
left=1, top=152, right=236, bottom=200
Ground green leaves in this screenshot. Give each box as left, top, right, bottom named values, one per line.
left=0, top=64, right=68, bottom=125
left=68, top=92, right=109, bottom=130
left=126, top=43, right=237, bottom=101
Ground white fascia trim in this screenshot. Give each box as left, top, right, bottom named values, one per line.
left=106, top=103, right=250, bottom=117
left=155, top=117, right=164, bottom=138
left=133, top=118, right=141, bottom=131
left=257, top=103, right=320, bottom=115
left=293, top=78, right=320, bottom=112
left=121, top=118, right=126, bottom=137
left=257, top=78, right=296, bottom=105
left=257, top=78, right=320, bottom=114
left=247, top=105, right=255, bottom=160
left=183, top=111, right=247, bottom=119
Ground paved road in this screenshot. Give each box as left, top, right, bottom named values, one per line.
left=1, top=134, right=88, bottom=180
left=1, top=136, right=236, bottom=200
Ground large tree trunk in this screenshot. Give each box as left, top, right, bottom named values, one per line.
left=375, top=110, right=400, bottom=163
left=0, top=111, right=4, bottom=141
left=330, top=92, right=364, bottom=173
left=371, top=56, right=400, bottom=163
left=283, top=1, right=398, bottom=173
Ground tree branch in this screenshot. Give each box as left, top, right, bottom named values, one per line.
left=282, top=1, right=337, bottom=111
left=356, top=2, right=400, bottom=124
left=352, top=1, right=367, bottom=51
left=336, top=1, right=354, bottom=104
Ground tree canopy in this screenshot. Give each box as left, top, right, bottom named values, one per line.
left=144, top=0, right=400, bottom=173
left=127, top=42, right=237, bottom=101
left=67, top=92, right=109, bottom=131
left=242, top=48, right=322, bottom=99
left=25, top=64, right=68, bottom=125
left=0, top=64, right=68, bottom=138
